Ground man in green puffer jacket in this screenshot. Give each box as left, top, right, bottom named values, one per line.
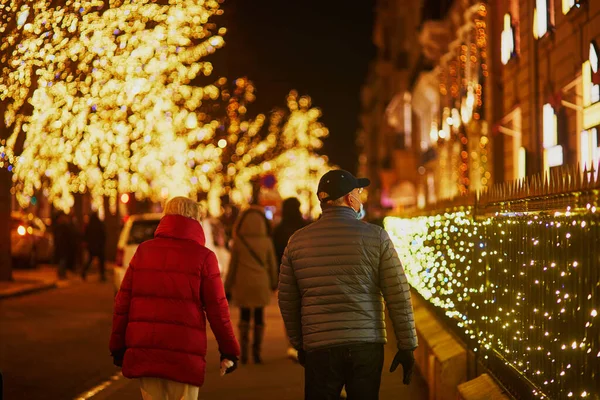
left=278, top=169, right=417, bottom=400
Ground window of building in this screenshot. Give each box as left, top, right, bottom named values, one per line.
left=498, top=107, right=522, bottom=182
left=404, top=92, right=412, bottom=148
left=583, top=41, right=600, bottom=111
left=580, top=128, right=600, bottom=171
left=590, top=42, right=600, bottom=104
left=562, top=0, right=574, bottom=13
left=543, top=103, right=564, bottom=169
left=518, top=147, right=527, bottom=179
left=501, top=14, right=516, bottom=65
left=534, top=0, right=554, bottom=39
left=583, top=42, right=600, bottom=171
left=427, top=173, right=436, bottom=204
left=562, top=0, right=583, bottom=14
left=429, top=121, right=439, bottom=143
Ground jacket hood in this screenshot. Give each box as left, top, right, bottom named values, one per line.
left=154, top=214, right=206, bottom=246
left=234, top=207, right=270, bottom=237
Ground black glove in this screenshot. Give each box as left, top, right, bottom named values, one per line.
left=112, top=349, right=126, bottom=367
left=220, top=354, right=238, bottom=375
left=390, top=349, right=415, bottom=384
left=297, top=349, right=306, bottom=367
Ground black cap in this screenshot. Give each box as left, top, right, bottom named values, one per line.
left=317, top=170, right=370, bottom=202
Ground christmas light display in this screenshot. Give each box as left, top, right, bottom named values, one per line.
left=430, top=3, right=490, bottom=202
left=385, top=187, right=600, bottom=398
left=1, top=1, right=332, bottom=217
left=2, top=0, right=226, bottom=211
left=228, top=91, right=332, bottom=217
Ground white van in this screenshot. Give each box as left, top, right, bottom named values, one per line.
left=113, top=213, right=230, bottom=292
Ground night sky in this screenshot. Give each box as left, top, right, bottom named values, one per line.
left=211, top=0, right=376, bottom=172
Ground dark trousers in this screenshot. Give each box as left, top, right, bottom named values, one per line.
left=57, top=252, right=75, bottom=279
left=304, top=343, right=384, bottom=400
left=82, top=252, right=106, bottom=280
left=240, top=307, right=264, bottom=325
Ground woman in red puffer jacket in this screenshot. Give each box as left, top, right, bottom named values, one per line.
left=109, top=197, right=240, bottom=400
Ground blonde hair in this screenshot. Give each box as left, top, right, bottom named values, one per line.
left=163, top=196, right=201, bottom=222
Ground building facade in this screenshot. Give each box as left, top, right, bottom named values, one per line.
left=360, top=0, right=600, bottom=210
left=357, top=0, right=424, bottom=211
left=359, top=0, right=496, bottom=209
left=495, top=0, right=600, bottom=183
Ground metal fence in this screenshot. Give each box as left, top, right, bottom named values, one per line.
left=384, top=164, right=600, bottom=400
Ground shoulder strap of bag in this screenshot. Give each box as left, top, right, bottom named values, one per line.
left=236, top=208, right=269, bottom=268
left=238, top=234, right=264, bottom=268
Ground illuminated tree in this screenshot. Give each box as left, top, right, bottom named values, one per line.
left=11, top=0, right=226, bottom=211
left=0, top=0, right=334, bottom=284
left=0, top=0, right=226, bottom=278
left=187, top=76, right=271, bottom=215
left=188, top=85, right=333, bottom=216
left=226, top=91, right=333, bottom=217
left=260, top=91, right=333, bottom=217
left=0, top=0, right=63, bottom=280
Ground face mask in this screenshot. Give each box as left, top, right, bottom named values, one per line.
left=356, top=203, right=366, bottom=220
left=350, top=194, right=366, bottom=220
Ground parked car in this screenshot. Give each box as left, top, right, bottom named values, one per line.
left=113, top=213, right=230, bottom=293
left=11, top=212, right=54, bottom=268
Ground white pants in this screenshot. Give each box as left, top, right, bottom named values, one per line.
left=139, top=377, right=200, bottom=400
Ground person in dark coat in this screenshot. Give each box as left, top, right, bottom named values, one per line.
left=279, top=170, right=418, bottom=399
left=273, top=198, right=307, bottom=270
left=54, top=212, right=77, bottom=279
left=273, top=198, right=308, bottom=362
left=81, top=212, right=107, bottom=282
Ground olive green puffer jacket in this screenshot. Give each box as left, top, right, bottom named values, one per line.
left=278, top=206, right=418, bottom=352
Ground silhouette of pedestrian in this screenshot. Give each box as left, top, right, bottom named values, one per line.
left=81, top=212, right=106, bottom=282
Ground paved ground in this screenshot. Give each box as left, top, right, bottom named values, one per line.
left=0, top=265, right=60, bottom=299
left=0, top=268, right=428, bottom=400
left=0, top=270, right=119, bottom=400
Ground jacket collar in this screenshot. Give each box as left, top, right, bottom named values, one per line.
left=154, top=214, right=206, bottom=246
left=321, top=206, right=357, bottom=220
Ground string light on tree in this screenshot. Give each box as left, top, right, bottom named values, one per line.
left=2, top=0, right=226, bottom=212
left=225, top=91, right=333, bottom=216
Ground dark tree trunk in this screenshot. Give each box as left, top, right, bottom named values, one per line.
left=0, top=168, right=13, bottom=281
left=73, top=193, right=85, bottom=270
left=103, top=196, right=120, bottom=262
left=251, top=179, right=261, bottom=205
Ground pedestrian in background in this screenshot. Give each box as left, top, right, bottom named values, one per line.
left=54, top=212, right=78, bottom=279
left=110, top=197, right=239, bottom=400
left=272, top=197, right=307, bottom=361
left=225, top=206, right=278, bottom=365
left=273, top=198, right=307, bottom=269
left=81, top=211, right=106, bottom=282
left=220, top=202, right=239, bottom=250
left=278, top=170, right=418, bottom=400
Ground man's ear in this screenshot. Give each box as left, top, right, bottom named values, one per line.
left=344, top=193, right=353, bottom=207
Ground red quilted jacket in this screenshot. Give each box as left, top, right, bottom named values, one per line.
left=109, top=214, right=240, bottom=387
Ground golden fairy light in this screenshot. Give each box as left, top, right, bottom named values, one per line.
left=385, top=201, right=600, bottom=399
left=2, top=0, right=333, bottom=218
left=1, top=0, right=225, bottom=211
left=206, top=88, right=332, bottom=216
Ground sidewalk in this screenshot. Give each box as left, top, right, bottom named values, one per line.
left=90, top=298, right=429, bottom=400
left=0, top=265, right=60, bottom=299
left=0, top=263, right=110, bottom=299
